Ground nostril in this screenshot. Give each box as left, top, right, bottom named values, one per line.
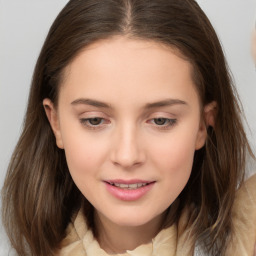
left=111, top=148, right=144, bottom=168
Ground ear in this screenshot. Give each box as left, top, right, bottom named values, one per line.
left=195, top=101, right=217, bottom=150
left=43, top=98, right=64, bottom=149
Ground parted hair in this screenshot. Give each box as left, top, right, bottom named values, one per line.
left=1, top=0, right=252, bottom=255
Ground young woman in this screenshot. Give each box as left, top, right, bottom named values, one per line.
left=2, top=0, right=256, bottom=255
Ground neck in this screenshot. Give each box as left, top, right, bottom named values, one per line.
left=94, top=211, right=166, bottom=254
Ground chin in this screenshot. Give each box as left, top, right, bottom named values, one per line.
left=113, top=218, right=150, bottom=227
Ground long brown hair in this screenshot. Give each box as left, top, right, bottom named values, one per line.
left=1, top=0, right=253, bottom=255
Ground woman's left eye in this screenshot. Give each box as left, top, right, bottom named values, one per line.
left=148, top=118, right=177, bottom=129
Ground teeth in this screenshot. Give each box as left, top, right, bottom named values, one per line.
left=118, top=183, right=129, bottom=188
left=110, top=182, right=148, bottom=189
left=128, top=184, right=138, bottom=189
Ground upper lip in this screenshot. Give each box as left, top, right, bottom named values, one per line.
left=104, top=179, right=155, bottom=184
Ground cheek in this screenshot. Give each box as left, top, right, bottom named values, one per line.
left=150, top=124, right=199, bottom=172
left=153, top=143, right=194, bottom=208
left=60, top=124, right=108, bottom=185
left=63, top=134, right=111, bottom=204
left=154, top=137, right=195, bottom=189
left=148, top=123, right=199, bottom=200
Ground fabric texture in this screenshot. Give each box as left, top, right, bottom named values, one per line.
left=225, top=173, right=256, bottom=255
left=58, top=174, right=256, bottom=256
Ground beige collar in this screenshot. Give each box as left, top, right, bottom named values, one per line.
left=59, top=203, right=198, bottom=256
left=60, top=209, right=179, bottom=256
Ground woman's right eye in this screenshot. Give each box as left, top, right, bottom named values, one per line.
left=87, top=117, right=104, bottom=125
left=79, top=117, right=109, bottom=130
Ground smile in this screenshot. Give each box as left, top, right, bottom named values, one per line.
left=107, top=182, right=149, bottom=189
left=104, top=180, right=155, bottom=201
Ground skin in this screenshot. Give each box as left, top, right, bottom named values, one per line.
left=44, top=36, right=215, bottom=253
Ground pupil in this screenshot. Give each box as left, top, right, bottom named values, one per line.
left=90, top=118, right=101, bottom=125
left=154, top=118, right=166, bottom=125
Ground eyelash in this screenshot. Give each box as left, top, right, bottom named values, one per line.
left=148, top=118, right=177, bottom=130
left=79, top=117, right=109, bottom=130
left=79, top=117, right=177, bottom=130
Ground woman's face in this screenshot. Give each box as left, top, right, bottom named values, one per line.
left=44, top=37, right=208, bottom=228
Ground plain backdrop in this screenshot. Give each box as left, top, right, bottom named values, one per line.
left=0, top=0, right=256, bottom=255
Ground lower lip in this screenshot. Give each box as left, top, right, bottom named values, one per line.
left=104, top=182, right=155, bottom=201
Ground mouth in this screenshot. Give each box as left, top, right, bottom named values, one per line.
left=104, top=179, right=156, bottom=201
left=105, top=181, right=153, bottom=190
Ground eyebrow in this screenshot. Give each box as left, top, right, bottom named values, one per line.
left=144, top=99, right=188, bottom=109
left=71, top=98, right=112, bottom=108
left=71, top=98, right=187, bottom=109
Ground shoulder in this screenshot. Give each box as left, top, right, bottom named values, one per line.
left=226, top=173, right=256, bottom=255
left=233, top=173, right=256, bottom=212
left=233, top=173, right=256, bottom=215
left=237, top=173, right=256, bottom=199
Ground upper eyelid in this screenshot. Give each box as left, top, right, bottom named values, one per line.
left=76, top=108, right=177, bottom=117
left=146, top=112, right=177, bottom=119
left=79, top=117, right=110, bottom=130
left=148, top=117, right=176, bottom=123
left=147, top=118, right=177, bottom=130
left=78, top=111, right=108, bottom=118
left=78, top=114, right=176, bottom=121
left=80, top=117, right=108, bottom=122
left=78, top=111, right=177, bottom=121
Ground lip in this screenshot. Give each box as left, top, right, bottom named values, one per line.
left=105, top=179, right=153, bottom=184
left=104, top=179, right=155, bottom=201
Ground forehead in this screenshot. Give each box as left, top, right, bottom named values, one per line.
left=59, top=36, right=199, bottom=107
left=63, top=36, right=192, bottom=78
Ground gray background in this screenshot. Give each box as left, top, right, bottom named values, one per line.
left=1, top=0, right=256, bottom=255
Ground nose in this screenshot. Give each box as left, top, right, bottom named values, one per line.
left=110, top=124, right=146, bottom=169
